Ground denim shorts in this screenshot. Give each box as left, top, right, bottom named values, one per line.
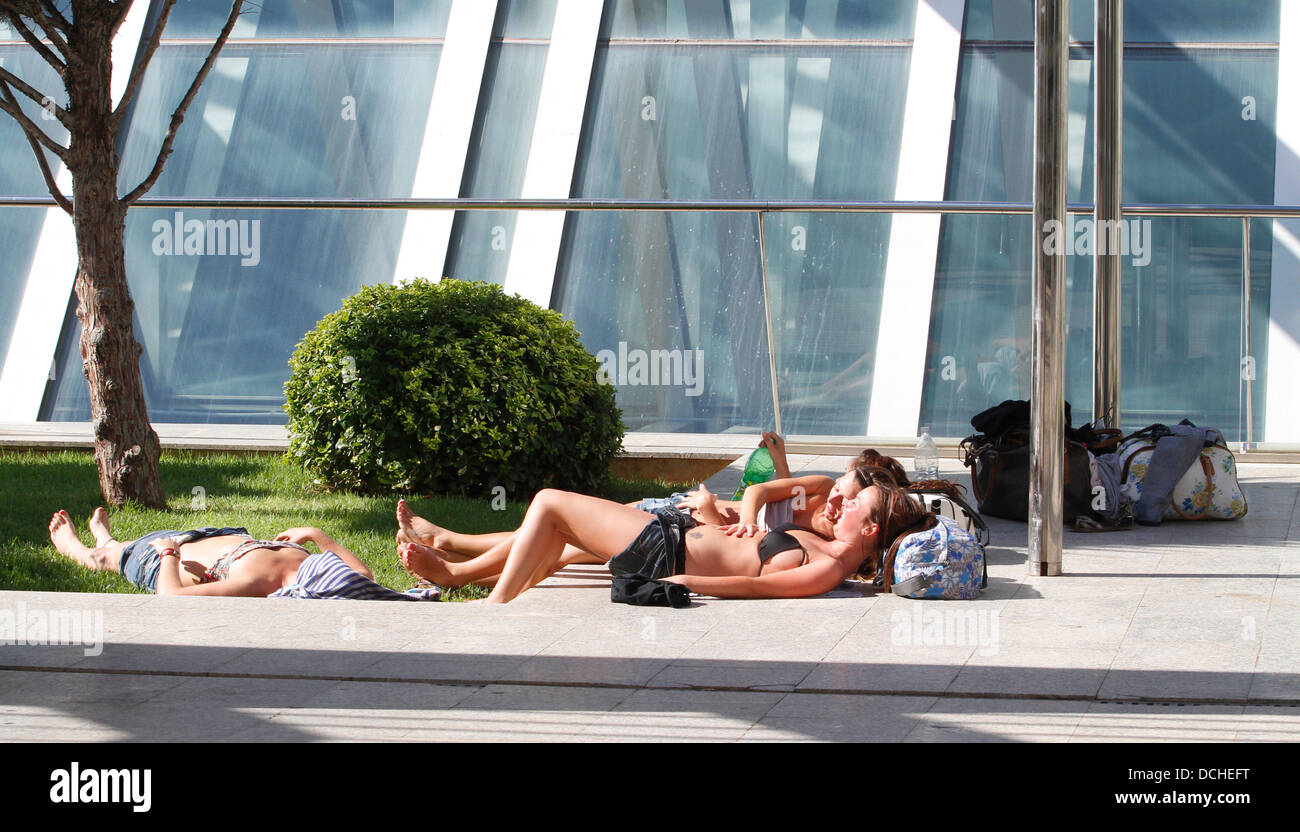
left=119, top=527, right=250, bottom=591
left=632, top=492, right=692, bottom=513
left=609, top=508, right=696, bottom=580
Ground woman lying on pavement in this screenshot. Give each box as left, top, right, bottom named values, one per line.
left=399, top=471, right=932, bottom=603
left=397, top=432, right=791, bottom=561
left=49, top=509, right=437, bottom=601
left=395, top=445, right=910, bottom=582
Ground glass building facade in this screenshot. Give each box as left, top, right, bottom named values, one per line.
left=0, top=0, right=1293, bottom=446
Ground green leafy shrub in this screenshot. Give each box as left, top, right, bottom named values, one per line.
left=284, top=279, right=624, bottom=497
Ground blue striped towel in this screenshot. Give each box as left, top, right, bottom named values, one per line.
left=268, top=551, right=441, bottom=601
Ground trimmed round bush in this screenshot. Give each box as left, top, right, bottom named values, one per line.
left=284, top=279, right=624, bottom=497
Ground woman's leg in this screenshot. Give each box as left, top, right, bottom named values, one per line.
left=400, top=531, right=593, bottom=585
left=49, top=509, right=129, bottom=572
left=400, top=535, right=513, bottom=588
left=487, top=490, right=653, bottom=603
left=396, top=499, right=628, bottom=565
left=395, top=499, right=517, bottom=558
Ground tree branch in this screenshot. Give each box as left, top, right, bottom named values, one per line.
left=26, top=4, right=69, bottom=57
left=113, top=0, right=176, bottom=125
left=4, top=12, right=67, bottom=75
left=120, top=0, right=244, bottom=206
left=0, top=63, right=66, bottom=125
left=0, top=76, right=70, bottom=213
left=37, top=1, right=72, bottom=33
left=0, top=73, right=66, bottom=157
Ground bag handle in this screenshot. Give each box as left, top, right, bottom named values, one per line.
left=891, top=574, right=932, bottom=597
left=1168, top=454, right=1215, bottom=520
left=1121, top=423, right=1171, bottom=443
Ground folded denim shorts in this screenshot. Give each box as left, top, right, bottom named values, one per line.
left=118, top=527, right=250, bottom=591
left=632, top=492, right=692, bottom=513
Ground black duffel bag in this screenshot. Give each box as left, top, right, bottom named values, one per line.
left=960, top=427, right=1096, bottom=523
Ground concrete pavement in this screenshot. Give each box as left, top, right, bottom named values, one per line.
left=2, top=456, right=1298, bottom=742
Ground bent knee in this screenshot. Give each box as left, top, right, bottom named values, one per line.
left=531, top=488, right=570, bottom=510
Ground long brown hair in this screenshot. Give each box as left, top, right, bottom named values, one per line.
left=851, top=449, right=909, bottom=488
left=852, top=479, right=935, bottom=582
left=852, top=449, right=968, bottom=500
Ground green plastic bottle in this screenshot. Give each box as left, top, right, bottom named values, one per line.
left=732, top=445, right=776, bottom=500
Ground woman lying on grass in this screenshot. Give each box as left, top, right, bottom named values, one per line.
left=48, top=509, right=437, bottom=601
left=400, top=473, right=931, bottom=603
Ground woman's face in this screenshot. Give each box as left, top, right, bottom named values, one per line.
left=825, top=466, right=867, bottom=522
left=833, top=484, right=883, bottom=545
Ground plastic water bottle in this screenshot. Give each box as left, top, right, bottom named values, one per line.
left=914, top=427, right=939, bottom=480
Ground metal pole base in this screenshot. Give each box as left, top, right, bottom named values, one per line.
left=1029, top=561, right=1063, bottom=576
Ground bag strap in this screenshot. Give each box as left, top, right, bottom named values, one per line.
left=960, top=435, right=992, bottom=468
left=925, top=487, right=990, bottom=546
left=891, top=573, right=932, bottom=597
left=1121, top=423, right=1170, bottom=443
left=970, top=448, right=998, bottom=508
left=1168, top=454, right=1216, bottom=520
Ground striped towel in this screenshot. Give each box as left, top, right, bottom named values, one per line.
left=268, top=551, right=440, bottom=601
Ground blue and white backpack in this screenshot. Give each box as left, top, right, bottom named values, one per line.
left=878, top=515, right=986, bottom=600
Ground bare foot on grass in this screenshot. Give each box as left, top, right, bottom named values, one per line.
left=398, top=541, right=457, bottom=587
left=395, top=499, right=447, bottom=548
left=88, top=507, right=115, bottom=547
left=49, top=510, right=89, bottom=563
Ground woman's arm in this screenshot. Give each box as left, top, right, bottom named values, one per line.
left=662, top=558, right=845, bottom=599
left=733, top=475, right=834, bottom=530
left=275, top=527, right=372, bottom=579
left=674, top=485, right=727, bottom=525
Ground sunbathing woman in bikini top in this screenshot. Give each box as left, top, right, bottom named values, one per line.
left=426, top=477, right=930, bottom=602
left=397, top=465, right=911, bottom=594
left=48, top=510, right=375, bottom=596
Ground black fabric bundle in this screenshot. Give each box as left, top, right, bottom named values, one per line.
left=610, top=575, right=691, bottom=608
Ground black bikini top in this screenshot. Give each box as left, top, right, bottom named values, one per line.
left=757, top=523, right=806, bottom=564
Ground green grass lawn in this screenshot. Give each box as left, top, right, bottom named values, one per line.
left=0, top=449, right=694, bottom=597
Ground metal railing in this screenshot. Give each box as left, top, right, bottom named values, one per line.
left=2, top=195, right=1299, bottom=215
left=4, top=194, right=1298, bottom=445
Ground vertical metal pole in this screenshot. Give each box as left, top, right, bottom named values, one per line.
left=1243, top=216, right=1253, bottom=449
left=757, top=212, right=783, bottom=436
left=1030, top=0, right=1069, bottom=576
left=1093, top=0, right=1123, bottom=429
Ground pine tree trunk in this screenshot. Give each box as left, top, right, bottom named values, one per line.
left=64, top=15, right=164, bottom=508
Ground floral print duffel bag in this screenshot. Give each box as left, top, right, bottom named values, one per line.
left=878, top=515, right=987, bottom=600
left=1118, top=435, right=1248, bottom=521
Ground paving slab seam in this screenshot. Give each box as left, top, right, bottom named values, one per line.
left=6, top=666, right=1298, bottom=708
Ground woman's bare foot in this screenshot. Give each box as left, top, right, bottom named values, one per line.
left=398, top=541, right=458, bottom=587
left=396, top=499, right=447, bottom=548
left=87, top=507, right=115, bottom=547
left=49, top=510, right=91, bottom=564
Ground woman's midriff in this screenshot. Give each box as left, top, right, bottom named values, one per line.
left=169, top=534, right=250, bottom=587
left=174, top=534, right=251, bottom=569
left=224, top=547, right=311, bottom=586
left=680, top=524, right=810, bottom=578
